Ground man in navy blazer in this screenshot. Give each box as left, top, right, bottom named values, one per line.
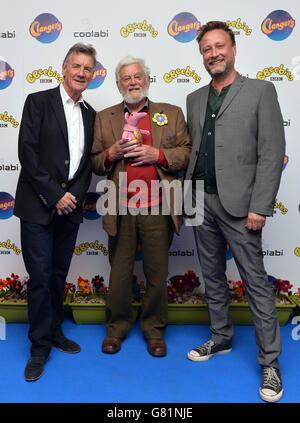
left=184, top=22, right=285, bottom=402
left=14, top=43, right=96, bottom=381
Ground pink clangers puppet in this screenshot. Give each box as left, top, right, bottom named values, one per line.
left=122, top=111, right=149, bottom=144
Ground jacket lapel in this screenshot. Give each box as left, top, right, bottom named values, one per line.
left=199, top=85, right=210, bottom=130
left=50, top=86, right=68, bottom=145
left=109, top=102, right=124, bottom=141
left=80, top=102, right=90, bottom=149
left=217, top=73, right=245, bottom=118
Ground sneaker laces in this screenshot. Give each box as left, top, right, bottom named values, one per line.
left=262, top=367, right=281, bottom=390
left=195, top=340, right=215, bottom=354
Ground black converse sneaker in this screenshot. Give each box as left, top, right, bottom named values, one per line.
left=259, top=366, right=283, bottom=402
left=187, top=340, right=232, bottom=362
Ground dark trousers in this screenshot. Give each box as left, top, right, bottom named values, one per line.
left=106, top=211, right=174, bottom=340
left=21, top=215, right=79, bottom=357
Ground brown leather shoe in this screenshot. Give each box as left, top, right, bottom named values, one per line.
left=147, top=339, right=167, bottom=357
left=102, top=336, right=122, bottom=354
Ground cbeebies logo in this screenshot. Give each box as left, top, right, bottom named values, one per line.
left=164, top=66, right=201, bottom=84
left=256, top=64, right=294, bottom=82
left=26, top=66, right=63, bottom=84
left=226, top=18, right=252, bottom=36
left=0, top=111, right=19, bottom=128
left=274, top=198, right=288, bottom=215
left=74, top=240, right=108, bottom=256
left=120, top=19, right=158, bottom=38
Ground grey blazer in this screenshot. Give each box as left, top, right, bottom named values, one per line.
left=185, top=73, right=286, bottom=217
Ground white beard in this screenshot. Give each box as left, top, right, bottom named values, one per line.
left=120, top=85, right=149, bottom=104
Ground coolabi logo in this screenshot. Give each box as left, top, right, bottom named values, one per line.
left=0, top=61, right=14, bottom=90
left=1, top=30, right=15, bottom=39
left=29, top=13, right=62, bottom=43
left=120, top=20, right=158, bottom=38
left=168, top=12, right=200, bottom=43
left=0, top=160, right=19, bottom=171
left=0, top=192, right=14, bottom=219
left=226, top=18, right=252, bottom=36
left=87, top=61, right=107, bottom=89
left=74, top=29, right=108, bottom=38
left=26, top=66, right=63, bottom=84
left=164, top=66, right=201, bottom=83
left=0, top=112, right=19, bottom=128
left=74, top=241, right=108, bottom=256
left=169, top=249, right=195, bottom=257
left=256, top=64, right=294, bottom=81
left=83, top=193, right=101, bottom=220
left=262, top=249, right=283, bottom=257
left=261, top=10, right=295, bottom=41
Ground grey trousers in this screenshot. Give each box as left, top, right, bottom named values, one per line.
left=193, top=193, right=281, bottom=369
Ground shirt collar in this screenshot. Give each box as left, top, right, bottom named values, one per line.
left=209, top=82, right=232, bottom=97
left=123, top=97, right=149, bottom=113
left=59, top=83, right=88, bottom=109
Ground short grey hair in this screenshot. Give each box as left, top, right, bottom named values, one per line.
left=115, top=56, right=150, bottom=83
left=63, top=43, right=97, bottom=69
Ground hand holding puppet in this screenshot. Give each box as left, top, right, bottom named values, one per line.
left=122, top=112, right=149, bottom=144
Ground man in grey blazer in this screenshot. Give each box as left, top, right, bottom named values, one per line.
left=185, top=21, right=285, bottom=403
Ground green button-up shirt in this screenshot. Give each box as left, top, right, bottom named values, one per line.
left=193, top=83, right=231, bottom=193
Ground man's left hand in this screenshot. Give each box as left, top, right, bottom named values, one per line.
left=124, top=144, right=159, bottom=166
left=246, top=212, right=266, bottom=231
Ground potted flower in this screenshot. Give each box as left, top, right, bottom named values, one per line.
left=227, top=277, right=295, bottom=326
left=0, top=274, right=28, bottom=322
left=166, top=273, right=295, bottom=326
left=291, top=288, right=300, bottom=315
left=69, top=275, right=141, bottom=324
left=167, top=271, right=210, bottom=324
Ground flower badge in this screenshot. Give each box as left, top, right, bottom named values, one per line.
left=152, top=113, right=168, bottom=126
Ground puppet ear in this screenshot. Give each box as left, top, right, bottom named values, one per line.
left=124, top=111, right=129, bottom=121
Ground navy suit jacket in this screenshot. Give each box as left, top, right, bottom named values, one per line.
left=14, top=86, right=96, bottom=224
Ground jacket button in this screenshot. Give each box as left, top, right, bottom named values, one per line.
left=65, top=160, right=69, bottom=165
left=61, top=182, right=67, bottom=189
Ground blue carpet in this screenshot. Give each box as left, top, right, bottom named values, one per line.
left=0, top=314, right=299, bottom=404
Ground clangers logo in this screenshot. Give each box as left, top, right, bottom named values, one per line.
left=282, top=155, right=288, bottom=171
left=0, top=61, right=14, bottom=90
left=261, top=10, right=295, bottom=41
left=0, top=192, right=14, bottom=219
left=30, top=13, right=62, bottom=43
left=168, top=12, right=200, bottom=43
left=88, top=61, right=107, bottom=89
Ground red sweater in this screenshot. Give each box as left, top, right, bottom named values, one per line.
left=106, top=108, right=167, bottom=208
